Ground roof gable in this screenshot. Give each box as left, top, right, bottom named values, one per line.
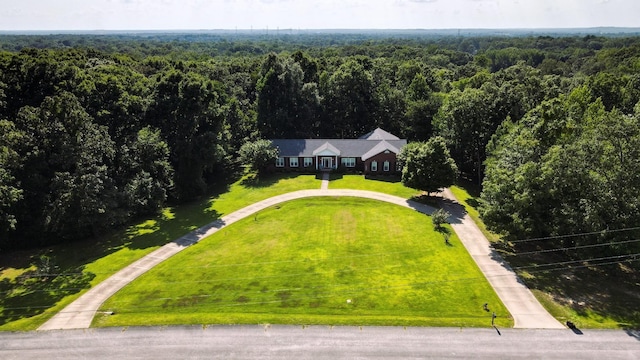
left=361, top=140, right=401, bottom=161
left=358, top=128, right=400, bottom=140
left=312, top=142, right=341, bottom=156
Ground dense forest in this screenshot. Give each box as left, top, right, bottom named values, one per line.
left=0, top=33, right=639, bottom=271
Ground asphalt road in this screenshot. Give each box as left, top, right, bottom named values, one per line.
left=2, top=325, right=639, bottom=359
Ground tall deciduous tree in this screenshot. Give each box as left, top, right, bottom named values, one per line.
left=0, top=119, right=23, bottom=236
left=434, top=88, right=492, bottom=184
left=12, top=92, right=119, bottom=241
left=147, top=69, right=229, bottom=200
left=405, top=73, right=442, bottom=141
left=122, top=126, right=174, bottom=216
left=257, top=54, right=319, bottom=138
left=322, top=59, right=378, bottom=138
left=238, top=139, right=278, bottom=176
left=400, top=136, right=458, bottom=195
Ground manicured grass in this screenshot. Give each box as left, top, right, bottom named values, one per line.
left=328, top=174, right=420, bottom=199
left=206, top=173, right=321, bottom=216
left=451, top=181, right=640, bottom=329
left=0, top=173, right=321, bottom=331
left=96, top=197, right=511, bottom=328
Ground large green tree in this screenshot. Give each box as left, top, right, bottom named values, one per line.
left=433, top=87, right=492, bottom=184
left=147, top=69, right=230, bottom=200
left=121, top=126, right=174, bottom=216
left=0, top=119, right=23, bottom=236
left=404, top=73, right=442, bottom=141
left=256, top=54, right=320, bottom=138
left=12, top=93, right=119, bottom=241
left=481, top=89, right=640, bottom=263
left=400, top=136, right=459, bottom=195
left=238, top=139, right=278, bottom=176
left=322, top=59, right=378, bottom=138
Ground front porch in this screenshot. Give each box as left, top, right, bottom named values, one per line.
left=317, top=155, right=339, bottom=171
left=313, top=142, right=341, bottom=171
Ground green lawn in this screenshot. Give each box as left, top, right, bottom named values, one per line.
left=0, top=173, right=321, bottom=331
left=95, top=197, right=511, bottom=328
left=328, top=174, right=420, bottom=199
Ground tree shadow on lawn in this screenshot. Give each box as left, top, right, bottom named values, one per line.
left=0, top=183, right=233, bottom=328
left=241, top=172, right=300, bottom=188
left=0, top=168, right=250, bottom=329
left=504, top=250, right=640, bottom=329
left=122, top=172, right=238, bottom=251
left=435, top=226, right=455, bottom=247
left=0, top=266, right=95, bottom=326
left=364, top=174, right=401, bottom=183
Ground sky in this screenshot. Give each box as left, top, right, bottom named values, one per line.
left=1, top=0, right=639, bottom=31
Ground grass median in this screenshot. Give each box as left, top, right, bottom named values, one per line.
left=95, top=197, right=511, bottom=328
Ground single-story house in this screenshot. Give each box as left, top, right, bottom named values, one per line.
left=270, top=128, right=407, bottom=174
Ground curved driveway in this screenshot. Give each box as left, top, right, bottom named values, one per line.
left=439, top=189, right=564, bottom=329
left=39, top=186, right=563, bottom=330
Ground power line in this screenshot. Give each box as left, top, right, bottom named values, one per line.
left=12, top=223, right=640, bottom=283
left=21, top=230, right=640, bottom=279
left=75, top=258, right=640, bottom=314
left=511, top=238, right=640, bottom=256
left=516, top=258, right=640, bottom=274
left=512, top=252, right=640, bottom=270
left=7, top=238, right=640, bottom=296
left=16, top=225, right=640, bottom=281
left=3, top=257, right=639, bottom=315
left=508, top=226, right=640, bottom=244
left=11, top=249, right=432, bottom=279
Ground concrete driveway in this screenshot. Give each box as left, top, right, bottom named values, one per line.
left=439, top=189, right=564, bottom=329
left=39, top=185, right=563, bottom=330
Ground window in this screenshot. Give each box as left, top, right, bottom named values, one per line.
left=304, top=157, right=313, bottom=167
left=289, top=157, right=299, bottom=167
left=276, top=157, right=285, bottom=167
left=341, top=157, right=356, bottom=168
left=371, top=161, right=378, bottom=172
left=383, top=161, right=390, bottom=171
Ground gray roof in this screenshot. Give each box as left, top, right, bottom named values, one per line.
left=312, top=141, right=341, bottom=156
left=272, top=138, right=407, bottom=158
left=358, top=127, right=400, bottom=140
left=271, top=128, right=406, bottom=159
left=361, top=140, right=401, bottom=161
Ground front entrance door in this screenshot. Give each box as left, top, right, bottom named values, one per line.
left=321, top=157, right=333, bottom=169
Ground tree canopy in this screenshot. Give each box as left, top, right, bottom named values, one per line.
left=400, top=137, right=458, bottom=195
left=481, top=89, right=640, bottom=264
left=238, top=139, right=278, bottom=176
left=1, top=32, right=640, bottom=253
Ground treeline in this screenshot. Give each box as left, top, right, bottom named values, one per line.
left=1, top=34, right=640, bottom=259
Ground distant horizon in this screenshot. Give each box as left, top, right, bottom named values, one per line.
left=2, top=1, right=639, bottom=32
left=2, top=26, right=640, bottom=35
